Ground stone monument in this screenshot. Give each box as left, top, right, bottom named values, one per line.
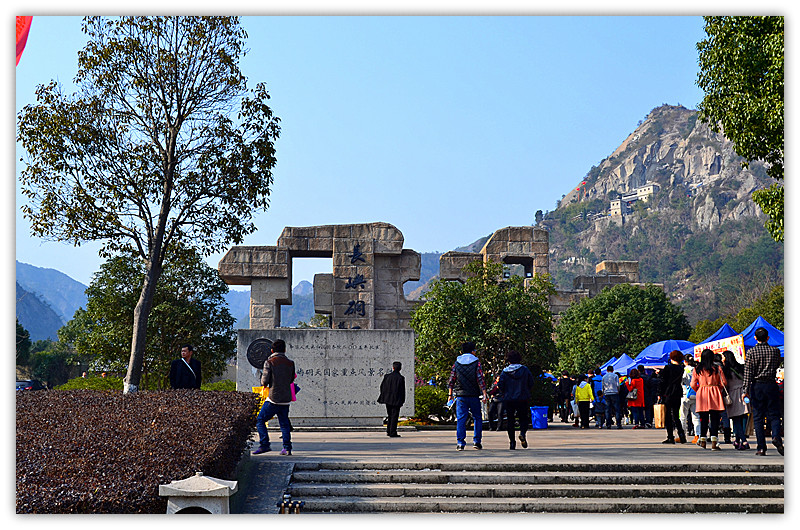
left=218, top=222, right=418, bottom=426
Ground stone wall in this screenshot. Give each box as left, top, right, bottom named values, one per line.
left=237, top=329, right=415, bottom=426
left=439, top=226, right=549, bottom=282
left=218, top=222, right=421, bottom=330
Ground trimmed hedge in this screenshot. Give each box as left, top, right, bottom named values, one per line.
left=413, top=385, right=448, bottom=421
left=16, top=389, right=258, bottom=513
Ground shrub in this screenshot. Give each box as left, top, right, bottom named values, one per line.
left=57, top=375, right=125, bottom=391
left=201, top=379, right=236, bottom=392
left=413, top=385, right=448, bottom=421
left=16, top=390, right=258, bottom=513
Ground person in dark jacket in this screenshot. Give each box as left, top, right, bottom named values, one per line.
left=253, top=339, right=296, bottom=456
left=447, top=342, right=489, bottom=451
left=378, top=361, right=405, bottom=438
left=639, top=364, right=659, bottom=428
left=498, top=350, right=535, bottom=450
left=169, top=344, right=202, bottom=389
left=658, top=350, right=688, bottom=444
left=556, top=371, right=574, bottom=423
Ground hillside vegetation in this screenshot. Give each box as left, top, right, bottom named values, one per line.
left=541, top=105, right=782, bottom=325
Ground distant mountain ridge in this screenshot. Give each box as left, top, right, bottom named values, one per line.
left=16, top=282, right=64, bottom=341
left=16, top=261, right=88, bottom=323
left=401, top=105, right=783, bottom=324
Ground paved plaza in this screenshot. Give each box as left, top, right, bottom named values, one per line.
left=234, top=421, right=785, bottom=514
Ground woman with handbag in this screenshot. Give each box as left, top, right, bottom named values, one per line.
left=690, top=348, right=729, bottom=450
left=625, top=368, right=646, bottom=429
left=658, top=350, right=688, bottom=444
left=721, top=350, right=751, bottom=450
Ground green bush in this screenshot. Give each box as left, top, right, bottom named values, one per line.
left=57, top=375, right=124, bottom=391
left=413, top=385, right=448, bottom=421
left=201, top=379, right=236, bottom=392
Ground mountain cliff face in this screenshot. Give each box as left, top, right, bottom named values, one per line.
left=542, top=105, right=782, bottom=325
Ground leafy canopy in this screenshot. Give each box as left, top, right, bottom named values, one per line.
left=410, top=260, right=557, bottom=384
left=696, top=16, right=784, bottom=241
left=62, top=246, right=236, bottom=390
left=17, top=16, right=280, bottom=259
left=16, top=17, right=280, bottom=391
left=555, top=283, right=691, bottom=374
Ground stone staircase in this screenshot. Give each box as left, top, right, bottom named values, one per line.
left=286, top=461, right=784, bottom=513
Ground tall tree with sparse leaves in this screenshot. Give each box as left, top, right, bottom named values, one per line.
left=696, top=16, right=783, bottom=241
left=17, top=17, right=280, bottom=393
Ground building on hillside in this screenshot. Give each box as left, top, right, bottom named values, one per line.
left=609, top=182, right=661, bottom=218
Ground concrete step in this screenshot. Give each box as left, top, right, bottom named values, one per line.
left=285, top=461, right=783, bottom=514
left=290, top=469, right=783, bottom=486
left=293, top=461, right=784, bottom=473
left=296, top=496, right=785, bottom=514
left=289, top=482, right=783, bottom=499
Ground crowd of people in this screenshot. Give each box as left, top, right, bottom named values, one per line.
left=241, top=328, right=783, bottom=457
left=549, top=327, right=784, bottom=455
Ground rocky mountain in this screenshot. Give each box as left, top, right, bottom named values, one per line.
left=540, top=104, right=783, bottom=325
left=16, top=282, right=65, bottom=342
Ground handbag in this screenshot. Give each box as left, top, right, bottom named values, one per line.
left=722, top=386, right=732, bottom=406
left=628, top=386, right=638, bottom=401
left=653, top=403, right=666, bottom=429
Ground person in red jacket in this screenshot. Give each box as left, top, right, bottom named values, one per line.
left=625, top=368, right=646, bottom=429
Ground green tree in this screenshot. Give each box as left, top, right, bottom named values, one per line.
left=16, top=319, right=32, bottom=366
left=62, top=247, right=236, bottom=390
left=696, top=16, right=784, bottom=241
left=17, top=17, right=280, bottom=393
left=410, top=260, right=557, bottom=384
left=297, top=313, right=332, bottom=328
left=534, top=210, right=544, bottom=225
left=555, top=284, right=691, bottom=374
left=30, top=338, right=79, bottom=388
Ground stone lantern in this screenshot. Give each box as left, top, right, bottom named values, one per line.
left=159, top=472, right=238, bottom=514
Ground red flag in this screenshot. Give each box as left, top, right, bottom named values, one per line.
left=16, top=16, right=32, bottom=66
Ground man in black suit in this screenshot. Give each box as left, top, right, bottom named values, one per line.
left=378, top=361, right=405, bottom=437
left=169, top=344, right=202, bottom=389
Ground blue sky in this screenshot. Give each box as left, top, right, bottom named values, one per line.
left=12, top=14, right=713, bottom=290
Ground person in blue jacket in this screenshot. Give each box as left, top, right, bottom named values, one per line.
left=498, top=350, right=535, bottom=450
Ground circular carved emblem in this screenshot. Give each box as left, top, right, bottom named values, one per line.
left=247, top=338, right=273, bottom=369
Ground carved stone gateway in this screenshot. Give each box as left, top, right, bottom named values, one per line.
left=439, top=226, right=549, bottom=283
left=218, top=223, right=419, bottom=426
left=218, top=222, right=420, bottom=330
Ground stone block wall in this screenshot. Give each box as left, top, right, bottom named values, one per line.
left=595, top=260, right=640, bottom=282
left=218, top=222, right=421, bottom=331
left=237, top=329, right=415, bottom=426
left=439, top=226, right=550, bottom=282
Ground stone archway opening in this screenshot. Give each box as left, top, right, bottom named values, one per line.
left=280, top=257, right=333, bottom=328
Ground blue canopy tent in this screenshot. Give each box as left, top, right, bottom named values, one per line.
left=635, top=353, right=670, bottom=368
left=610, top=353, right=637, bottom=375
left=636, top=339, right=696, bottom=364
left=741, top=316, right=784, bottom=357
left=681, top=323, right=741, bottom=357
left=600, top=356, right=618, bottom=370
left=700, top=323, right=739, bottom=344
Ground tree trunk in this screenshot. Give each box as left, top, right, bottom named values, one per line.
left=123, top=261, right=163, bottom=394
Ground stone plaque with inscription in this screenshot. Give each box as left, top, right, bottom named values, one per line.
left=237, top=329, right=415, bottom=426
